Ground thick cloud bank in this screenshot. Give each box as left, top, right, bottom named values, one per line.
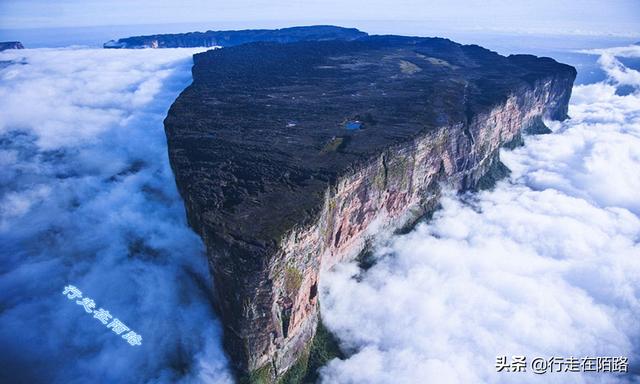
left=320, top=46, right=640, bottom=384
left=0, top=48, right=233, bottom=383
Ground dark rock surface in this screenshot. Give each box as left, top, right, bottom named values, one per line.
left=164, top=35, right=576, bottom=382
left=104, top=25, right=366, bottom=48
left=0, top=41, right=24, bottom=51
left=167, top=36, right=574, bottom=250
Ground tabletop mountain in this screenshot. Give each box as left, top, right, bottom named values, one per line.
left=164, top=33, right=576, bottom=383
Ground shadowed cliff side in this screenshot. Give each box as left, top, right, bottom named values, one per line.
left=164, top=35, right=576, bottom=382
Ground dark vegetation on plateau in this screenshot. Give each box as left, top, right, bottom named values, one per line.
left=165, top=35, right=575, bottom=247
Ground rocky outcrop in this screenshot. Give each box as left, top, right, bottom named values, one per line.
left=104, top=25, right=366, bottom=49
left=164, top=35, right=576, bottom=382
left=0, top=41, right=24, bottom=51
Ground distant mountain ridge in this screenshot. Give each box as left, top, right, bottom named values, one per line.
left=0, top=41, right=24, bottom=51
left=104, top=25, right=367, bottom=49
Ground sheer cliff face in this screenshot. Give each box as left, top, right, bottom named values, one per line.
left=164, top=36, right=576, bottom=381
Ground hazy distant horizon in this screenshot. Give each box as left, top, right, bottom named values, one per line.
left=1, top=0, right=639, bottom=38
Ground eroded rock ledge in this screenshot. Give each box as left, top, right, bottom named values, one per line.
left=164, top=35, right=576, bottom=382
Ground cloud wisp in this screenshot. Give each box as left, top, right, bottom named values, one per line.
left=0, top=48, right=233, bottom=383
left=319, top=47, right=640, bottom=384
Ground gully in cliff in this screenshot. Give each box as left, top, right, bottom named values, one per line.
left=163, top=34, right=576, bottom=382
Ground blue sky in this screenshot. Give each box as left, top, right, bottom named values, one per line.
left=1, top=0, right=639, bottom=37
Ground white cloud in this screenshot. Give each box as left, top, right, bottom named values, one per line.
left=597, top=54, right=640, bottom=88
left=3, top=42, right=639, bottom=384
left=0, top=48, right=233, bottom=383
left=319, top=47, right=640, bottom=383
left=579, top=45, right=640, bottom=59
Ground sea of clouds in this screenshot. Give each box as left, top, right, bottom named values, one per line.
left=319, top=45, right=640, bottom=384
left=1, top=42, right=639, bottom=384
left=0, top=48, right=234, bottom=383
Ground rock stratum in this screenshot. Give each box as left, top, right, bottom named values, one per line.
left=164, top=33, right=576, bottom=382
left=104, top=25, right=366, bottom=49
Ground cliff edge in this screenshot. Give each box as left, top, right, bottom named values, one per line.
left=164, top=35, right=576, bottom=382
